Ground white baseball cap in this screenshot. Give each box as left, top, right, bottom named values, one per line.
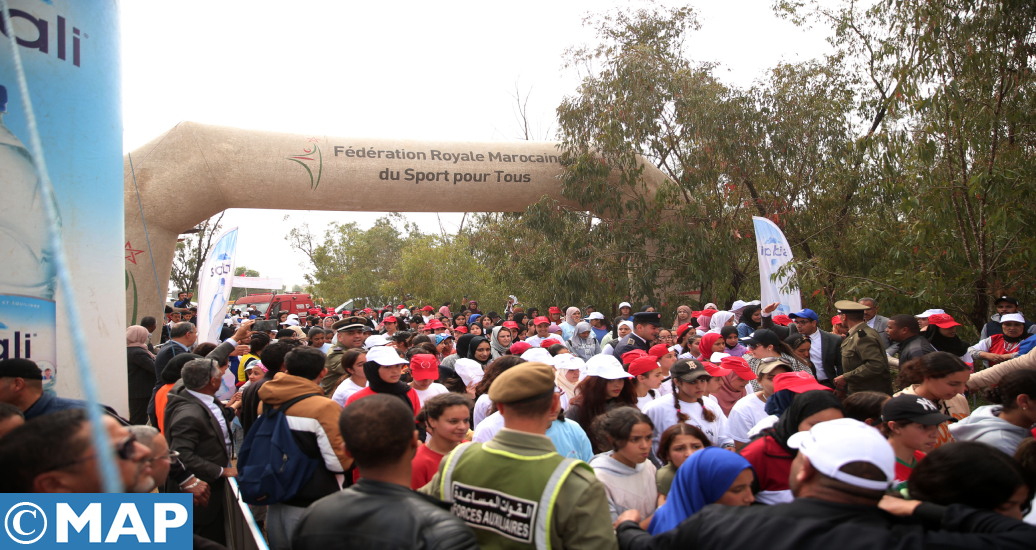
left=915, top=309, right=945, bottom=319
left=709, top=352, right=730, bottom=363
left=550, top=353, right=586, bottom=372
left=365, top=345, right=407, bottom=366
left=584, top=354, right=633, bottom=380
left=454, top=358, right=485, bottom=386
left=1001, top=313, right=1026, bottom=324
left=731, top=300, right=748, bottom=311
left=786, top=418, right=895, bottom=491
left=363, top=334, right=389, bottom=350
left=520, top=348, right=553, bottom=363
left=619, top=302, right=632, bottom=309
left=587, top=312, right=606, bottom=320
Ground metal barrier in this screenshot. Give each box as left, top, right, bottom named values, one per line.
left=225, top=479, right=269, bottom=550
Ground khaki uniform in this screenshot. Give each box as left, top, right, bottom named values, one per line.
left=421, top=428, right=617, bottom=550
left=321, top=347, right=347, bottom=395
left=841, top=322, right=894, bottom=395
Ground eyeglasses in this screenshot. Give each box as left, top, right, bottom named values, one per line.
left=658, top=335, right=674, bottom=341
left=147, top=449, right=180, bottom=464
left=45, top=434, right=140, bottom=472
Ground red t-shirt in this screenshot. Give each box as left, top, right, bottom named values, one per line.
left=345, top=386, right=421, bottom=415
left=411, top=443, right=445, bottom=490
left=739, top=435, right=794, bottom=492
left=893, top=450, right=926, bottom=490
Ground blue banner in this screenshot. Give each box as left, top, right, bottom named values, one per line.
left=0, top=494, right=192, bottom=548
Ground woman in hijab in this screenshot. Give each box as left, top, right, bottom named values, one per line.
left=695, top=309, right=718, bottom=336
left=126, top=326, right=157, bottom=425
left=721, top=326, right=747, bottom=357
left=438, top=303, right=451, bottom=320
left=648, top=447, right=755, bottom=534
left=697, top=333, right=725, bottom=362
left=672, top=305, right=694, bottom=331
left=468, top=313, right=482, bottom=327
left=708, top=311, right=736, bottom=334
left=736, top=304, right=763, bottom=338
left=467, top=335, right=493, bottom=368
left=560, top=307, right=582, bottom=341
left=441, top=333, right=473, bottom=374
left=739, top=390, right=844, bottom=504
left=567, top=321, right=601, bottom=361
left=467, top=300, right=482, bottom=316
left=489, top=326, right=512, bottom=359
left=346, top=350, right=421, bottom=417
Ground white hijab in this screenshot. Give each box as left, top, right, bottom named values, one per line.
left=708, top=311, right=736, bottom=333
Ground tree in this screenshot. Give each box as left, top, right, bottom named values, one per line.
left=170, top=211, right=225, bottom=297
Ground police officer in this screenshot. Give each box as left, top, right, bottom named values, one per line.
left=833, top=300, right=894, bottom=396
left=422, top=362, right=617, bottom=550
left=611, top=311, right=661, bottom=360
left=321, top=316, right=367, bottom=395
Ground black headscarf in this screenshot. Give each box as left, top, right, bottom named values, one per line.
left=362, top=360, right=414, bottom=412
left=455, top=334, right=476, bottom=359
left=513, top=313, right=527, bottom=327
left=739, top=304, right=762, bottom=330
left=466, top=336, right=491, bottom=366
left=925, top=327, right=971, bottom=357
left=161, top=353, right=202, bottom=384
left=720, top=326, right=740, bottom=349
left=765, top=390, right=844, bottom=455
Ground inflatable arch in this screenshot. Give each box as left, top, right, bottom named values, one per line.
left=124, top=122, right=668, bottom=328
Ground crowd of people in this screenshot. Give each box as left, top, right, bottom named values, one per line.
left=0, top=294, right=1035, bottom=549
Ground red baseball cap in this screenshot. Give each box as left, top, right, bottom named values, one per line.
left=509, top=341, right=531, bottom=355
left=772, top=315, right=793, bottom=326
left=533, top=316, right=551, bottom=325
left=648, top=344, right=671, bottom=359
left=676, top=323, right=694, bottom=341
left=774, top=371, right=833, bottom=393
left=363, top=308, right=372, bottom=313
left=502, top=321, right=519, bottom=330
left=629, top=356, right=661, bottom=377
left=720, top=356, right=756, bottom=381
left=426, top=319, right=445, bottom=330
left=410, top=354, right=439, bottom=381
left=422, top=305, right=434, bottom=312
left=343, top=310, right=351, bottom=315
left=700, top=309, right=719, bottom=317
left=830, top=316, right=842, bottom=326
left=383, top=316, right=398, bottom=323
left=928, top=313, right=961, bottom=329
left=621, top=349, right=648, bottom=365
left=455, top=326, right=468, bottom=334
left=702, top=361, right=732, bottom=378
left=548, top=307, right=561, bottom=314
left=397, top=305, right=405, bottom=309
left=540, top=338, right=563, bottom=348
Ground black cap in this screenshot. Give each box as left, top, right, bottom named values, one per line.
left=740, top=329, right=782, bottom=348
left=996, top=296, right=1019, bottom=306
left=670, top=359, right=711, bottom=383
left=0, top=359, right=43, bottom=380
left=487, top=311, right=500, bottom=320
left=881, top=394, right=955, bottom=425
left=631, top=311, right=662, bottom=327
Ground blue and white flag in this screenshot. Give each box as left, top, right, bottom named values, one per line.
left=752, top=217, right=801, bottom=315
left=197, top=227, right=239, bottom=347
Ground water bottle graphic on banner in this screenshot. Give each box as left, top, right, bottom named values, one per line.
left=0, top=85, right=59, bottom=392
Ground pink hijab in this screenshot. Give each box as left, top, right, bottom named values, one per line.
left=126, top=325, right=154, bottom=358
left=711, top=373, right=747, bottom=416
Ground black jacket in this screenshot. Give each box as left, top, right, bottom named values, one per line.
left=291, top=479, right=479, bottom=550
left=127, top=347, right=157, bottom=400
left=762, top=317, right=843, bottom=380
left=617, top=498, right=1036, bottom=550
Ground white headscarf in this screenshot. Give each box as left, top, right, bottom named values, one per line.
left=709, top=311, right=736, bottom=333
left=564, top=307, right=581, bottom=326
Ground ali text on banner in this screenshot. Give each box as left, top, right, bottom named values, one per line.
left=197, top=227, right=239, bottom=345
left=752, top=216, right=801, bottom=316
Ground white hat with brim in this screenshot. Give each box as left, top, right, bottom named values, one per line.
left=1001, top=313, right=1026, bottom=324
left=587, top=312, right=606, bottom=320
left=550, top=353, right=586, bottom=372
left=786, top=418, right=895, bottom=492
left=619, top=302, right=632, bottom=309
left=363, top=335, right=389, bottom=350
left=584, top=354, right=633, bottom=380
left=520, top=348, right=553, bottom=363
left=365, top=346, right=407, bottom=366
left=915, top=309, right=945, bottom=319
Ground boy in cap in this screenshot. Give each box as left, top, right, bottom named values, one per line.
left=880, top=394, right=955, bottom=490
left=422, top=362, right=617, bottom=550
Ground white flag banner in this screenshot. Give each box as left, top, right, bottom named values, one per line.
left=233, top=276, right=283, bottom=290
left=197, top=227, right=239, bottom=345
left=752, top=216, right=801, bottom=316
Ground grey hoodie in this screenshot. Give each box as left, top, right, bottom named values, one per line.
left=948, top=405, right=1032, bottom=455
left=589, top=451, right=657, bottom=521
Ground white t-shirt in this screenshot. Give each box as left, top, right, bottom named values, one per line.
left=642, top=395, right=732, bottom=453
left=473, top=393, right=493, bottom=428
left=525, top=335, right=562, bottom=348
left=728, top=392, right=769, bottom=443
left=472, top=411, right=506, bottom=443
left=413, top=383, right=449, bottom=407
left=332, top=378, right=367, bottom=407
left=636, top=393, right=655, bottom=412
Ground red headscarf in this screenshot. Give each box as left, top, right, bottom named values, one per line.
left=698, top=333, right=722, bottom=361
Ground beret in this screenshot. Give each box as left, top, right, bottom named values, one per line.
left=489, top=362, right=555, bottom=404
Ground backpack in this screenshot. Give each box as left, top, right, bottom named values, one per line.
left=236, top=393, right=321, bottom=505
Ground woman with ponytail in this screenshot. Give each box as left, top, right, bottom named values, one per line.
left=894, top=351, right=971, bottom=448
left=950, top=369, right=1036, bottom=456
left=642, top=359, right=732, bottom=455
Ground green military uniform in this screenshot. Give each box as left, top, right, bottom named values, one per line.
left=420, top=361, right=617, bottom=550
left=837, top=301, right=894, bottom=396
left=422, top=429, right=617, bottom=550
left=321, top=347, right=347, bottom=395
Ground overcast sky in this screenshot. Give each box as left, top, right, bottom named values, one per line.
left=121, top=0, right=832, bottom=288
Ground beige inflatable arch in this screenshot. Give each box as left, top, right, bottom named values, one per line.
left=124, top=122, right=668, bottom=325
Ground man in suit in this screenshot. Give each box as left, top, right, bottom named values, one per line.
left=787, top=309, right=842, bottom=387
left=165, top=358, right=238, bottom=545
left=859, top=297, right=890, bottom=349
left=149, top=322, right=198, bottom=427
